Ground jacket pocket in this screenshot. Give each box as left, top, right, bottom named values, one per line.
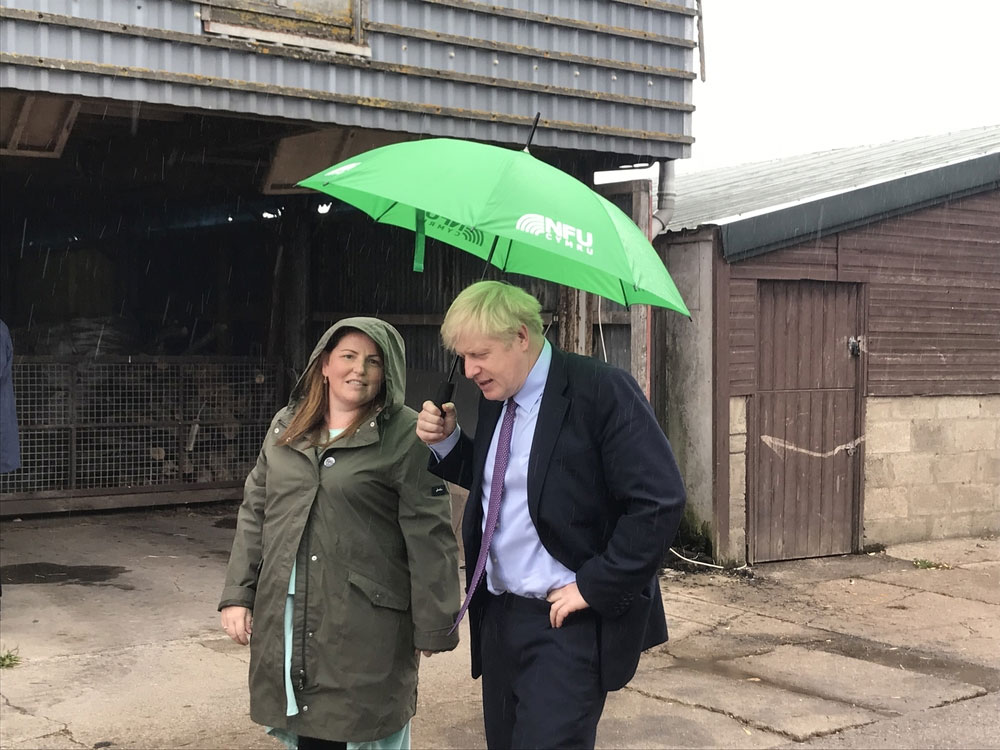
left=347, top=569, right=409, bottom=611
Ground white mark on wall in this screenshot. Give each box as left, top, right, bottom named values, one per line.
left=761, top=434, right=865, bottom=459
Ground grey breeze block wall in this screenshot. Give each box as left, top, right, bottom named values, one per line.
left=725, top=394, right=1000, bottom=561
left=863, top=395, right=1000, bottom=545
left=727, top=396, right=748, bottom=563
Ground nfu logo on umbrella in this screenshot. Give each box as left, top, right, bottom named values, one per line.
left=425, top=213, right=486, bottom=247
left=516, top=214, right=594, bottom=256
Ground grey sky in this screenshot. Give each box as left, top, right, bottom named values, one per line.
left=677, top=0, right=1000, bottom=173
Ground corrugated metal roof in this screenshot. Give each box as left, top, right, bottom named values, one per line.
left=666, top=125, right=1000, bottom=231
left=0, top=0, right=697, bottom=158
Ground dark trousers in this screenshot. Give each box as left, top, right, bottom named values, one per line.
left=297, top=737, right=346, bottom=750
left=480, top=593, right=607, bottom=750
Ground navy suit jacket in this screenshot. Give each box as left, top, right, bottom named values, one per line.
left=432, top=345, right=686, bottom=691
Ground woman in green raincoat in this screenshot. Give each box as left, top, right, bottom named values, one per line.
left=220, top=318, right=460, bottom=750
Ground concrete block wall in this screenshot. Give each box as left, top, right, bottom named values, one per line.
left=663, top=233, right=716, bottom=554
left=863, top=395, right=1000, bottom=545
left=725, top=397, right=749, bottom=564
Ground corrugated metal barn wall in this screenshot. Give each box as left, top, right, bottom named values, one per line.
left=0, top=0, right=696, bottom=158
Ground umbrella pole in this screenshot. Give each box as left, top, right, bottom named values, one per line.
left=482, top=236, right=499, bottom=274
left=434, top=235, right=501, bottom=409
left=523, top=112, right=541, bottom=152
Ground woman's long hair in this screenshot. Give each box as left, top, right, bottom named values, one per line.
left=280, top=329, right=385, bottom=447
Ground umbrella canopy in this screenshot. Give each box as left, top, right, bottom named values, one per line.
left=298, top=138, right=689, bottom=317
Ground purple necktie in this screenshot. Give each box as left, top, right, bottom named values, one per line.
left=450, top=398, right=517, bottom=634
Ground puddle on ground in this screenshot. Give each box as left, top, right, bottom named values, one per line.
left=213, top=517, right=237, bottom=529
left=0, top=562, right=130, bottom=586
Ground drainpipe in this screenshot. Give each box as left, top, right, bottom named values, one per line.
left=650, top=159, right=676, bottom=237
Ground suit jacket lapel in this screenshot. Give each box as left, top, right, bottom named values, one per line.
left=527, top=347, right=569, bottom=521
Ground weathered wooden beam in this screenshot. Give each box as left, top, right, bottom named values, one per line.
left=0, top=486, right=243, bottom=518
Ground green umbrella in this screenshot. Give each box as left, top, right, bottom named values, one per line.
left=298, top=137, right=690, bottom=317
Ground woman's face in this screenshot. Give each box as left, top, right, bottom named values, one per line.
left=321, top=331, right=384, bottom=414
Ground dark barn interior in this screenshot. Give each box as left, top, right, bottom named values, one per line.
left=0, top=94, right=636, bottom=513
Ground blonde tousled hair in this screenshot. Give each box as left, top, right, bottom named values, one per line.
left=440, top=281, right=543, bottom=352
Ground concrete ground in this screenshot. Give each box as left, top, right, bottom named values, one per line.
left=1, top=505, right=998, bottom=750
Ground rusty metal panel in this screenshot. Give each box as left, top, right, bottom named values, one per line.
left=202, top=0, right=356, bottom=47
left=752, top=281, right=861, bottom=563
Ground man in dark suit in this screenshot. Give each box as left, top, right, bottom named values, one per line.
left=416, top=281, right=686, bottom=749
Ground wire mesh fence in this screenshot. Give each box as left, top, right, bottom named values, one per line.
left=0, top=357, right=280, bottom=498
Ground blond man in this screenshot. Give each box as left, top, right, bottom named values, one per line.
left=417, top=281, right=686, bottom=749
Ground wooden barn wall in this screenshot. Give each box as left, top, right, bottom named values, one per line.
left=728, top=278, right=757, bottom=394
left=727, top=189, right=1000, bottom=397
left=847, top=190, right=999, bottom=396
left=727, top=237, right=839, bottom=395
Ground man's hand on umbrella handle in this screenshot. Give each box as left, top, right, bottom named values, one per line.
left=434, top=381, right=455, bottom=414
left=417, top=400, right=457, bottom=446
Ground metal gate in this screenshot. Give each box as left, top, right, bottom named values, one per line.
left=751, top=281, right=863, bottom=562
left=0, top=356, right=279, bottom=516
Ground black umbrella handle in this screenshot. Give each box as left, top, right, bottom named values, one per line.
left=433, top=382, right=455, bottom=414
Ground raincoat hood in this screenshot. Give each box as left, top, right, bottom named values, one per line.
left=290, top=317, right=407, bottom=416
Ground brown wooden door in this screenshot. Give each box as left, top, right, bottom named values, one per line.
left=751, top=281, right=863, bottom=562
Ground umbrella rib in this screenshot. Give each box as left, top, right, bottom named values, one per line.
left=374, top=201, right=399, bottom=223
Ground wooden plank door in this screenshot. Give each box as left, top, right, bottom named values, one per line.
left=751, top=281, right=863, bottom=562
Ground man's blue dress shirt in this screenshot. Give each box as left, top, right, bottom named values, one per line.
left=431, top=340, right=575, bottom=598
